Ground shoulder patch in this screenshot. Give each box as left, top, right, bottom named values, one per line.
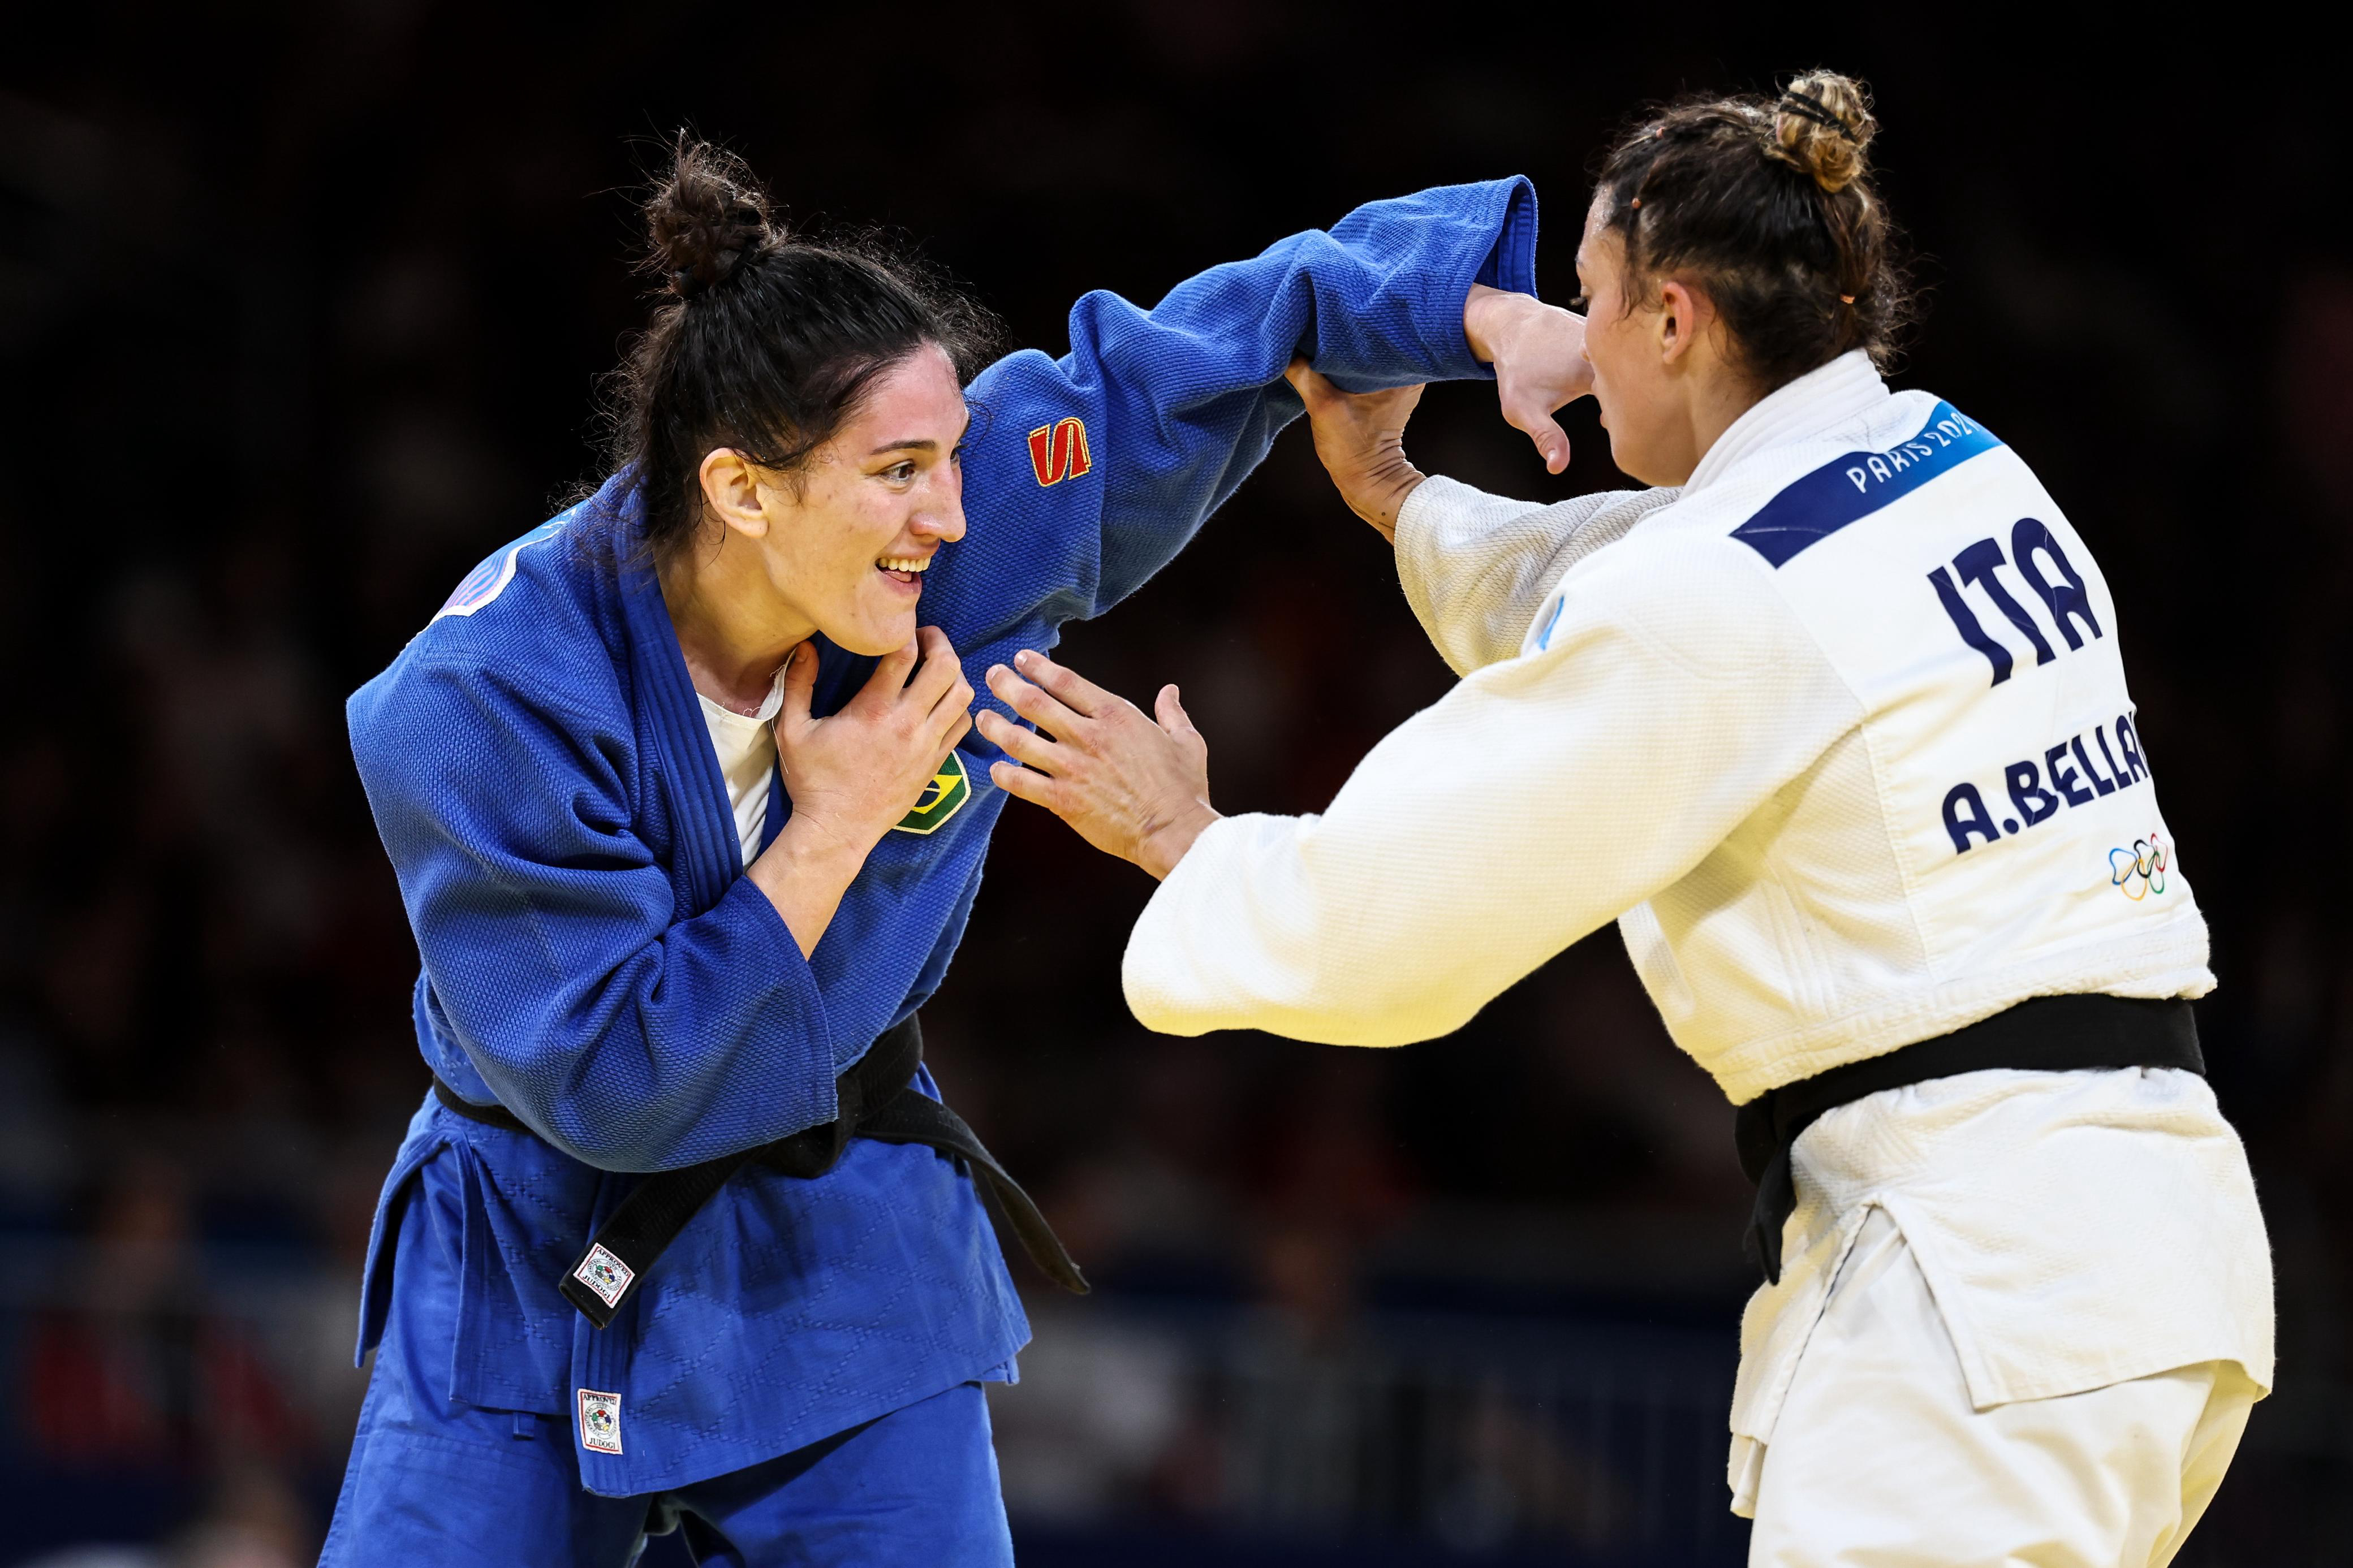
left=434, top=518, right=569, bottom=620
left=891, top=751, right=973, bottom=835
left=1027, top=418, right=1093, bottom=487
left=1731, top=403, right=2001, bottom=568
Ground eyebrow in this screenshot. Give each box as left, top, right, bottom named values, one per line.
left=868, top=414, right=975, bottom=457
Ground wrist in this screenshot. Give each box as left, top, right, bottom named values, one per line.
left=1463, top=283, right=1532, bottom=366
left=1356, top=469, right=1425, bottom=544
left=770, top=810, right=877, bottom=883
left=1136, top=801, right=1219, bottom=881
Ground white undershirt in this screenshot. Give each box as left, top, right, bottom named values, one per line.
left=697, top=668, right=786, bottom=867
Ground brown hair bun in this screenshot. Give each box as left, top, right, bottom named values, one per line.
left=643, top=136, right=777, bottom=299
left=1772, top=70, right=1875, bottom=194
left=1593, top=70, right=1915, bottom=390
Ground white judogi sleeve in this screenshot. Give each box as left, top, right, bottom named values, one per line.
left=1123, top=533, right=1860, bottom=1044
left=1391, top=476, right=1679, bottom=675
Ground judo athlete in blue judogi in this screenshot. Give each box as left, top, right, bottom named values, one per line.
left=321, top=138, right=1548, bottom=1566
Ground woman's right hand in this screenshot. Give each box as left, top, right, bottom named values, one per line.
left=754, top=627, right=973, bottom=954
left=1283, top=358, right=1427, bottom=543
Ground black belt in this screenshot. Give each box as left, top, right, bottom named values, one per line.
left=432, top=1015, right=1088, bottom=1328
left=1735, top=994, right=2203, bottom=1285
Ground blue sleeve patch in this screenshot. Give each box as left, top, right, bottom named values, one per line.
left=1731, top=403, right=2001, bottom=568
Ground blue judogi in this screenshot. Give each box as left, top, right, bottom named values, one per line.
left=331, top=178, right=1536, bottom=1558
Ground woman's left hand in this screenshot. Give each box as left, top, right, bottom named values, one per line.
left=1464, top=283, right=1593, bottom=475
left=979, top=650, right=1218, bottom=880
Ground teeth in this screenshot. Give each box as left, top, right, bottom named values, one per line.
left=877, top=556, right=930, bottom=573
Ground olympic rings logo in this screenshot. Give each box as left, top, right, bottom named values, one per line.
left=2109, top=831, right=2169, bottom=900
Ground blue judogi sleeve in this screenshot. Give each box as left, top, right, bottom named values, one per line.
left=350, top=649, right=840, bottom=1172
left=944, top=177, right=1537, bottom=634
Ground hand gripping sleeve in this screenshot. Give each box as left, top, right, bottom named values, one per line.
left=958, top=178, right=1539, bottom=629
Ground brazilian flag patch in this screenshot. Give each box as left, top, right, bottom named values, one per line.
left=891, top=750, right=972, bottom=836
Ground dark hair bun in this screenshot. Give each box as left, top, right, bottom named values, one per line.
left=644, top=136, right=776, bottom=299
left=1772, top=70, right=1875, bottom=193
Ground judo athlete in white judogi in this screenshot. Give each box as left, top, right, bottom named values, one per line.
left=975, top=72, right=2273, bottom=1567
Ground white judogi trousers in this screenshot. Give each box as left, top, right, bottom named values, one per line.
left=1739, top=1204, right=2258, bottom=1566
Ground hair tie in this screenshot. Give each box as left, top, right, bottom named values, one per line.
left=673, top=246, right=747, bottom=301
left=1839, top=293, right=1855, bottom=305
left=1778, top=91, right=1859, bottom=142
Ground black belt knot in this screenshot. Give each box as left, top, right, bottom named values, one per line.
left=1735, top=993, right=2204, bottom=1285
left=432, top=1014, right=1088, bottom=1327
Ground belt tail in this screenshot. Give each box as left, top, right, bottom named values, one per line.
left=860, top=1092, right=1091, bottom=1295
left=559, top=1151, right=753, bottom=1329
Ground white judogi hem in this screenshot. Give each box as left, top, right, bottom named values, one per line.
left=1739, top=1203, right=2257, bottom=1567
left=1731, top=1064, right=2270, bottom=1527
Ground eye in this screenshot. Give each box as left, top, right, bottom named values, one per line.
left=1568, top=292, right=1590, bottom=313
left=881, top=460, right=917, bottom=482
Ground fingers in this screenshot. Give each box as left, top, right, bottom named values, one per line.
left=914, top=630, right=974, bottom=736
left=1010, top=648, right=1113, bottom=719
left=937, top=707, right=974, bottom=755
left=1154, top=683, right=1197, bottom=740
left=1284, top=357, right=1337, bottom=411
left=985, top=657, right=1085, bottom=735
left=988, top=757, right=1062, bottom=813
left=1503, top=400, right=1572, bottom=474
left=976, top=709, right=1060, bottom=771
left=778, top=641, right=819, bottom=728
left=903, top=624, right=962, bottom=708
left=867, top=634, right=920, bottom=702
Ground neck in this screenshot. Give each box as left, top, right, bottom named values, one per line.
left=1658, top=352, right=1762, bottom=487
left=658, top=532, right=813, bottom=712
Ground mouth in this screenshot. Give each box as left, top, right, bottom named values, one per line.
left=876, top=553, right=932, bottom=591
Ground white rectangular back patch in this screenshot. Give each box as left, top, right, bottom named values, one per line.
left=573, top=1243, right=635, bottom=1308
left=579, top=1389, right=622, bottom=1454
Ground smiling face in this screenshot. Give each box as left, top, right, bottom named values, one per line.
left=740, top=344, right=971, bottom=656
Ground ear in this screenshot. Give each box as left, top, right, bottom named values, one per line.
left=1654, top=279, right=1717, bottom=368
left=697, top=448, right=771, bottom=539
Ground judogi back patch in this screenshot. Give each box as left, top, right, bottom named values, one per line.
left=891, top=752, right=971, bottom=836
left=579, top=1389, right=622, bottom=1454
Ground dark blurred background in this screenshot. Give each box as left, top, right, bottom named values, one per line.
left=2, top=5, right=2348, bottom=1565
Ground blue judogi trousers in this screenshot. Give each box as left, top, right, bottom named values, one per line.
left=318, top=1174, right=1014, bottom=1567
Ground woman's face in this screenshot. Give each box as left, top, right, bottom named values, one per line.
left=1574, top=193, right=1695, bottom=488
left=746, top=344, right=969, bottom=657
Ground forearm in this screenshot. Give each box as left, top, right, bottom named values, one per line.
left=747, top=815, right=876, bottom=957
left=1395, top=478, right=1677, bottom=675
left=1122, top=550, right=1856, bottom=1044
left=433, top=876, right=842, bottom=1169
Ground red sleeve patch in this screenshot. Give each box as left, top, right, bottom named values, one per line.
left=1027, top=418, right=1093, bottom=487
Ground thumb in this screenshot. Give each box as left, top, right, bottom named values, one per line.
left=1155, top=683, right=1199, bottom=738
left=1509, top=401, right=1573, bottom=475
left=1283, top=357, right=1335, bottom=410
left=778, top=640, right=818, bottom=729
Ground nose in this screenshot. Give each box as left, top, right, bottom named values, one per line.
left=913, top=465, right=967, bottom=545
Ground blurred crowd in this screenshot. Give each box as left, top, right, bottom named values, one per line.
left=3, top=5, right=2350, bottom=1562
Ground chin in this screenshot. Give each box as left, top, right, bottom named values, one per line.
left=829, top=612, right=919, bottom=659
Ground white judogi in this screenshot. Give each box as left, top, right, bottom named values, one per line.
left=1122, top=353, right=2273, bottom=1562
